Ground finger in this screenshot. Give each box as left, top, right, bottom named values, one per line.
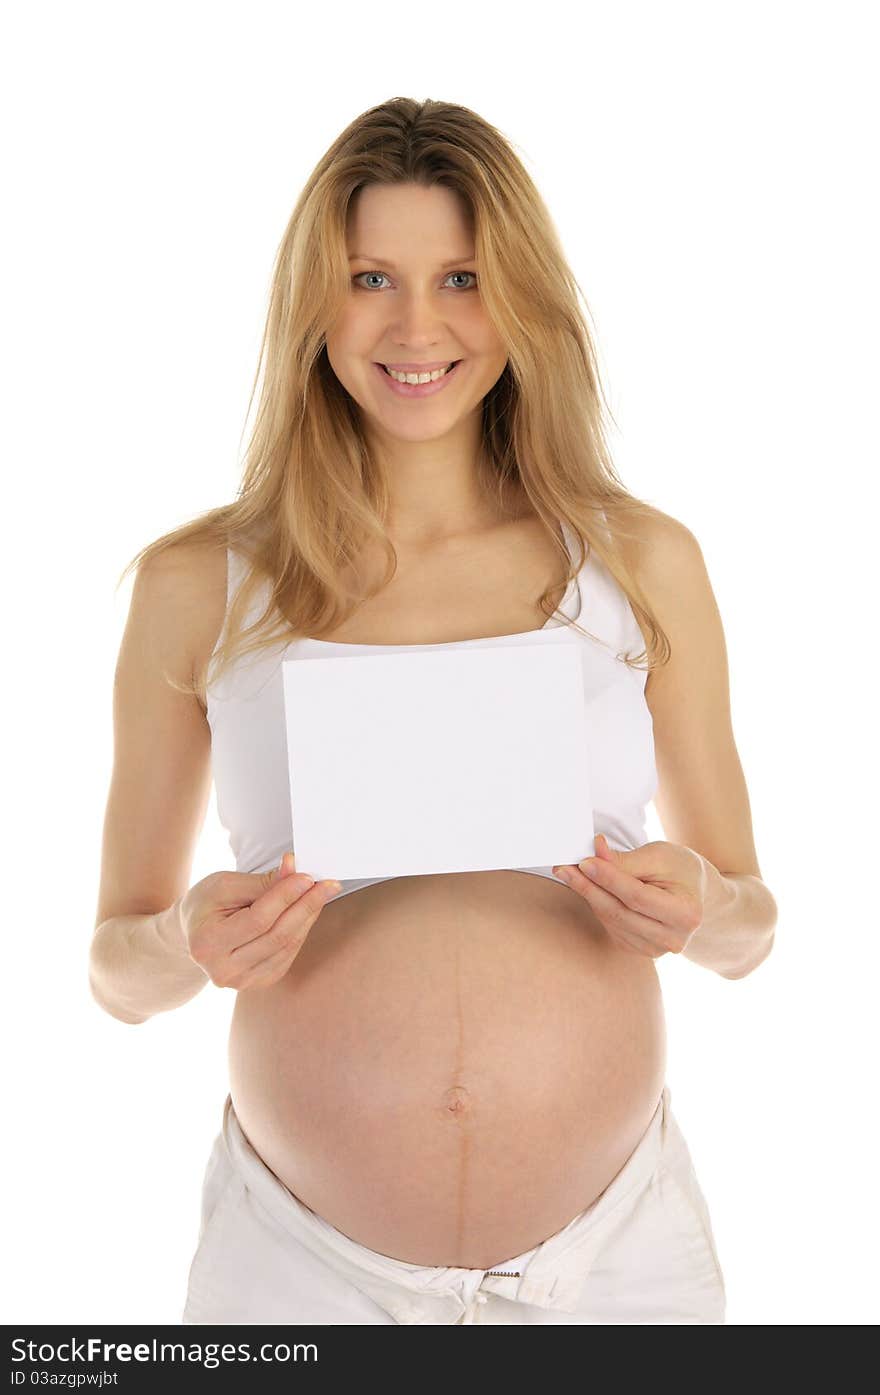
left=264, top=851, right=299, bottom=889
left=228, top=939, right=301, bottom=991
left=227, top=868, right=321, bottom=948
left=558, top=867, right=678, bottom=951
left=228, top=879, right=338, bottom=968
left=273, top=851, right=296, bottom=878
left=575, top=857, right=695, bottom=931
left=208, top=864, right=315, bottom=957
left=226, top=851, right=300, bottom=897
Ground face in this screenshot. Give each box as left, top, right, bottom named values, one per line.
left=325, top=183, right=509, bottom=444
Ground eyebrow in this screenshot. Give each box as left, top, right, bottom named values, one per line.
left=347, top=254, right=476, bottom=269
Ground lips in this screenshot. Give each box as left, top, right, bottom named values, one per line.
left=373, top=358, right=464, bottom=398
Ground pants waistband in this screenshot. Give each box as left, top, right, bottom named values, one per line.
left=217, top=1084, right=672, bottom=1322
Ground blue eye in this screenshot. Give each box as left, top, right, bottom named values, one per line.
left=352, top=271, right=478, bottom=291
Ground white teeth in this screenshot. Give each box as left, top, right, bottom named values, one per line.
left=384, top=363, right=455, bottom=384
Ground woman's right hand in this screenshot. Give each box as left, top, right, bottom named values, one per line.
left=180, top=853, right=341, bottom=991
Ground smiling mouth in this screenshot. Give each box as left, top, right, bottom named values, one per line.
left=378, top=360, right=461, bottom=377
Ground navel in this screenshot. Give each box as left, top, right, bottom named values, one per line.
left=440, top=1084, right=472, bottom=1118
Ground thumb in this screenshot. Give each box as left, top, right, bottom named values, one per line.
left=581, top=833, right=634, bottom=877
left=590, top=836, right=668, bottom=881
left=270, top=851, right=297, bottom=882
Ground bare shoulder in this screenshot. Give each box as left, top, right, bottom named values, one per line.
left=137, top=538, right=228, bottom=710
left=613, top=504, right=712, bottom=679
left=616, top=503, right=703, bottom=584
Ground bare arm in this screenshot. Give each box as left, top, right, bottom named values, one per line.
left=637, top=510, right=778, bottom=979
left=684, top=860, right=778, bottom=979
left=88, top=540, right=226, bottom=1024
left=89, top=903, right=208, bottom=1025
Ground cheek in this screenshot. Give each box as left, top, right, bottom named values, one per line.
left=468, top=330, right=509, bottom=376
left=325, top=322, right=376, bottom=382
left=326, top=314, right=364, bottom=351
left=462, top=299, right=503, bottom=337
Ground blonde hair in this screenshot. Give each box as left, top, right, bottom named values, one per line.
left=118, top=96, right=670, bottom=699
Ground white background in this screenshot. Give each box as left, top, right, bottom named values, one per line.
left=3, top=0, right=877, bottom=1327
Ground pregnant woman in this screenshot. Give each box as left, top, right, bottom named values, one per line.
left=89, top=98, right=778, bottom=1326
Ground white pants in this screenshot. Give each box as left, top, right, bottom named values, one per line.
left=182, top=1083, right=726, bottom=1325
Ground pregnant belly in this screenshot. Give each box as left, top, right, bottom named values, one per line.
left=228, top=869, right=667, bottom=1270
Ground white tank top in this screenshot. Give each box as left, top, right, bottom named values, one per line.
left=206, top=518, right=658, bottom=902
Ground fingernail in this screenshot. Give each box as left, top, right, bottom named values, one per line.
left=325, top=880, right=342, bottom=894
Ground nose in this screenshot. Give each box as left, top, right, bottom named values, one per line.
left=388, top=287, right=452, bottom=343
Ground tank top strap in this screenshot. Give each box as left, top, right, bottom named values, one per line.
left=209, top=546, right=262, bottom=676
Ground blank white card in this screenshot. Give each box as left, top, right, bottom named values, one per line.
left=281, top=632, right=594, bottom=884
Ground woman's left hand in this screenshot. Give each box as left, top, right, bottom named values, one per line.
left=552, top=835, right=706, bottom=960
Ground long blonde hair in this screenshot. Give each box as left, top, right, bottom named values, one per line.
left=118, top=97, right=670, bottom=698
